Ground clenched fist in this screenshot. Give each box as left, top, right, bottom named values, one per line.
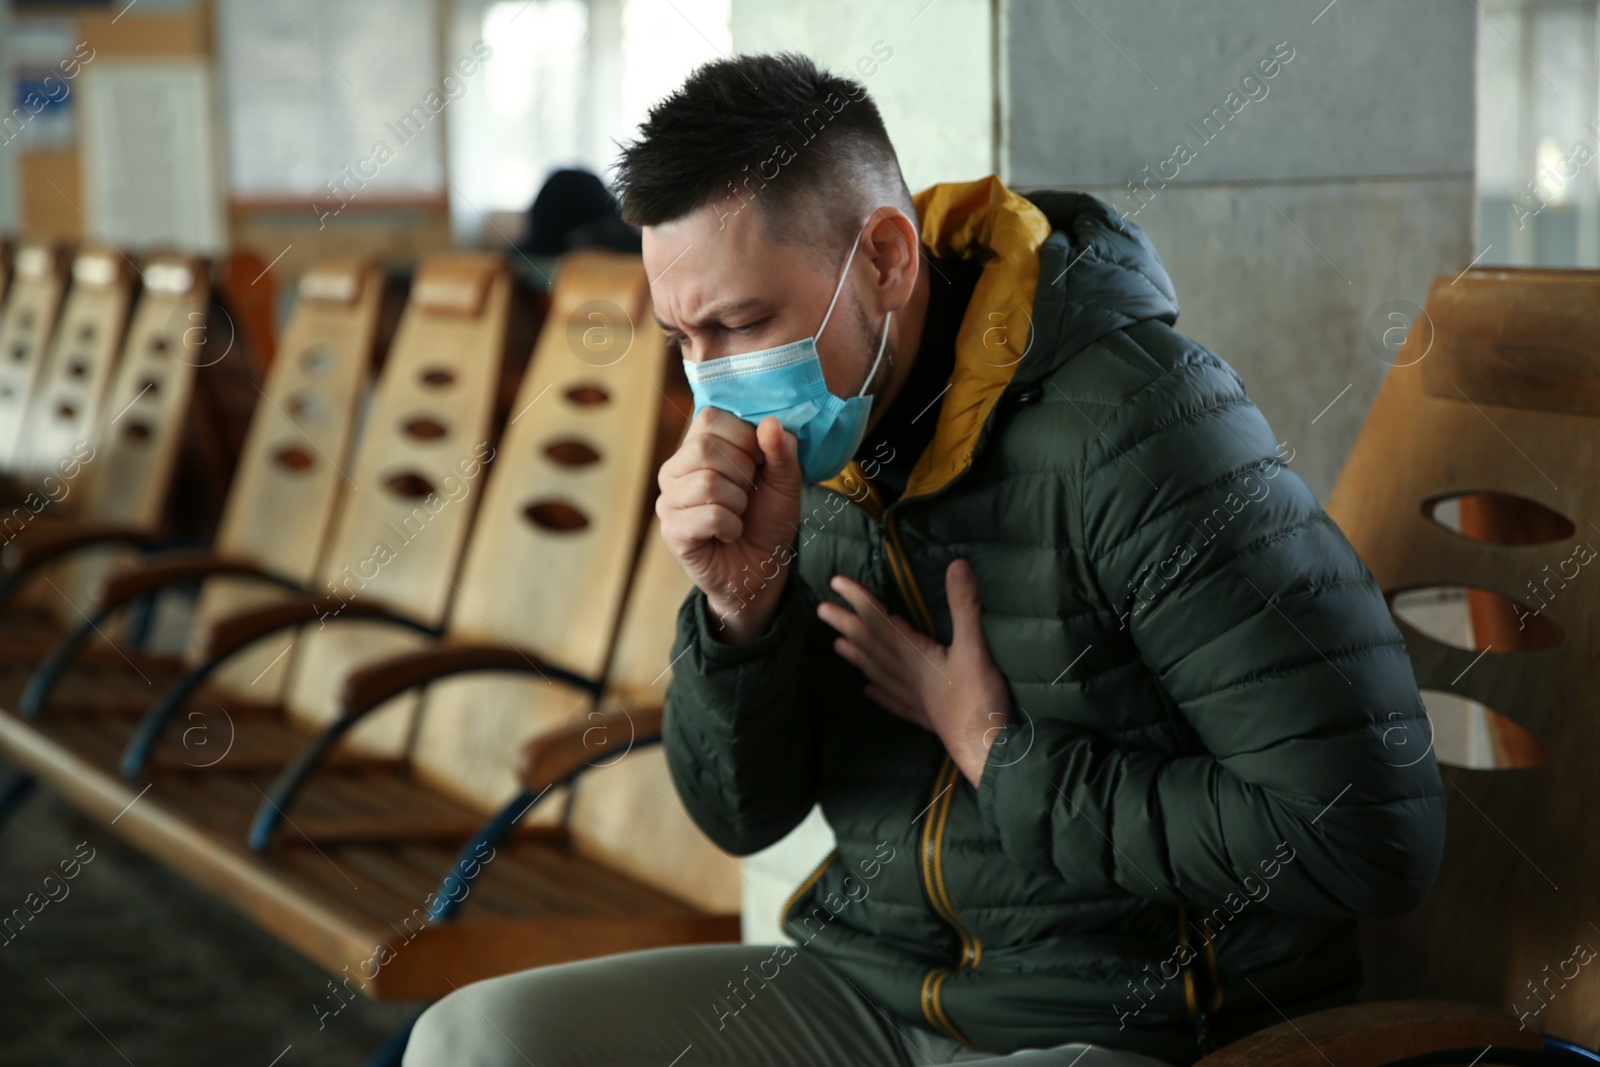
left=656, top=407, right=803, bottom=644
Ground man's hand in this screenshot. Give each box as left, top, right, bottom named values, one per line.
left=657, top=407, right=802, bottom=645
left=817, top=559, right=1011, bottom=787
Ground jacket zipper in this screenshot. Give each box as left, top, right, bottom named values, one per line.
left=1177, top=903, right=1224, bottom=1053
left=831, top=397, right=1019, bottom=1048
left=884, top=509, right=980, bottom=1048
left=777, top=847, right=839, bottom=941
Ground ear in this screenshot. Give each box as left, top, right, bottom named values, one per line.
left=864, top=207, right=921, bottom=316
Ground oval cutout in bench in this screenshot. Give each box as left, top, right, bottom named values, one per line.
left=10, top=343, right=28, bottom=362
left=1388, top=585, right=1564, bottom=653
left=386, top=472, right=436, bottom=499
left=565, top=383, right=609, bottom=407
left=544, top=438, right=601, bottom=467
left=287, top=392, right=326, bottom=425
left=139, top=377, right=161, bottom=396
left=275, top=446, right=315, bottom=473
left=67, top=359, right=88, bottom=379
left=302, top=348, right=335, bottom=376
left=77, top=322, right=96, bottom=342
left=150, top=336, right=169, bottom=355
left=123, top=421, right=152, bottom=444
left=419, top=367, right=456, bottom=389
left=1417, top=688, right=1546, bottom=770
left=403, top=417, right=449, bottom=441
left=524, top=499, right=590, bottom=532
left=56, top=403, right=76, bottom=421
left=1423, top=492, right=1574, bottom=545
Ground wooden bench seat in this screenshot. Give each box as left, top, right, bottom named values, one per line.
left=0, top=699, right=725, bottom=1001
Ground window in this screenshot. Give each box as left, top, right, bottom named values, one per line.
left=447, top=0, right=730, bottom=243
left=1476, top=0, right=1600, bottom=266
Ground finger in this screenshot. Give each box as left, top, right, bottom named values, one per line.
left=830, top=574, right=889, bottom=618
left=864, top=683, right=929, bottom=728
left=661, top=420, right=759, bottom=488
left=755, top=417, right=802, bottom=496
left=817, top=598, right=904, bottom=674
left=831, top=576, right=941, bottom=663
left=946, top=559, right=988, bottom=650
left=690, top=404, right=761, bottom=457
left=831, top=636, right=919, bottom=709
left=661, top=501, right=742, bottom=548
left=658, top=466, right=750, bottom=518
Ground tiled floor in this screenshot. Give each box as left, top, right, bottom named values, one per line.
left=0, top=767, right=419, bottom=1066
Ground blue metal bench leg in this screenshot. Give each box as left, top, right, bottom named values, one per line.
left=0, top=771, right=36, bottom=829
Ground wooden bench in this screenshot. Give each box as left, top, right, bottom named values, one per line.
left=12, top=249, right=136, bottom=488
left=0, top=250, right=740, bottom=1000
left=1192, top=266, right=1600, bottom=1062
left=1, top=251, right=495, bottom=745
left=0, top=241, right=69, bottom=473
left=0, top=257, right=386, bottom=711
left=0, top=253, right=216, bottom=637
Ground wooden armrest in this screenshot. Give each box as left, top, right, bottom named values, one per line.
left=0, top=522, right=162, bottom=578
left=249, top=640, right=594, bottom=852
left=100, top=553, right=302, bottom=610
left=14, top=554, right=307, bottom=722
left=203, top=596, right=441, bottom=661
left=518, top=706, right=663, bottom=794
left=1195, top=999, right=1543, bottom=1067
left=340, top=643, right=600, bottom=718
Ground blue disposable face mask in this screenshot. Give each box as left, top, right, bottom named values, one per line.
left=681, top=230, right=892, bottom=485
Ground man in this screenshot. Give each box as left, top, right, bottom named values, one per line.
left=405, top=52, right=1445, bottom=1067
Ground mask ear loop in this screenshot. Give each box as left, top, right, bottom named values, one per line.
left=856, top=311, right=892, bottom=399
left=817, top=218, right=892, bottom=400
left=815, top=225, right=866, bottom=346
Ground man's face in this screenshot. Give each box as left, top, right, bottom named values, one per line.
left=643, top=200, right=877, bottom=402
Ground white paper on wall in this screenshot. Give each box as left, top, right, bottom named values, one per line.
left=216, top=0, right=443, bottom=202
left=80, top=60, right=226, bottom=255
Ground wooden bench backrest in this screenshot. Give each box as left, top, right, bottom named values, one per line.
left=566, top=517, right=743, bottom=914
left=15, top=250, right=134, bottom=487
left=408, top=250, right=665, bottom=812
left=48, top=254, right=212, bottom=619
left=0, top=238, right=11, bottom=307
left=192, top=259, right=385, bottom=699
left=0, top=242, right=69, bottom=469
left=281, top=252, right=511, bottom=754
left=1327, top=266, right=1600, bottom=1043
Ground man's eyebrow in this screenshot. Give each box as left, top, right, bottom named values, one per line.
left=654, top=296, right=766, bottom=333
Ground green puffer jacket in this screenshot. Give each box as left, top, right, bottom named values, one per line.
left=661, top=175, right=1446, bottom=1065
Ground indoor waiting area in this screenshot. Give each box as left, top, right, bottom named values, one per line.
left=0, top=1, right=1594, bottom=1066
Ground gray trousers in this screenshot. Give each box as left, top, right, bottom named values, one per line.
left=402, top=943, right=1180, bottom=1067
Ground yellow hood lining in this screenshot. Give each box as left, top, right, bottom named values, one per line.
left=821, top=174, right=1052, bottom=505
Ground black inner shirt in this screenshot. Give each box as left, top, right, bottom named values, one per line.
left=853, top=250, right=985, bottom=507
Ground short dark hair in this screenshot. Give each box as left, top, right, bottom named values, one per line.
left=611, top=52, right=914, bottom=256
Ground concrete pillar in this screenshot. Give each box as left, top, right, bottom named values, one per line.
left=1005, top=0, right=1477, bottom=500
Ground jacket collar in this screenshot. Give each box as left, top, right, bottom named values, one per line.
left=819, top=174, right=1053, bottom=510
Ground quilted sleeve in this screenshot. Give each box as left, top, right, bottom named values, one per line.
left=975, top=345, right=1447, bottom=919
left=661, top=571, right=825, bottom=856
